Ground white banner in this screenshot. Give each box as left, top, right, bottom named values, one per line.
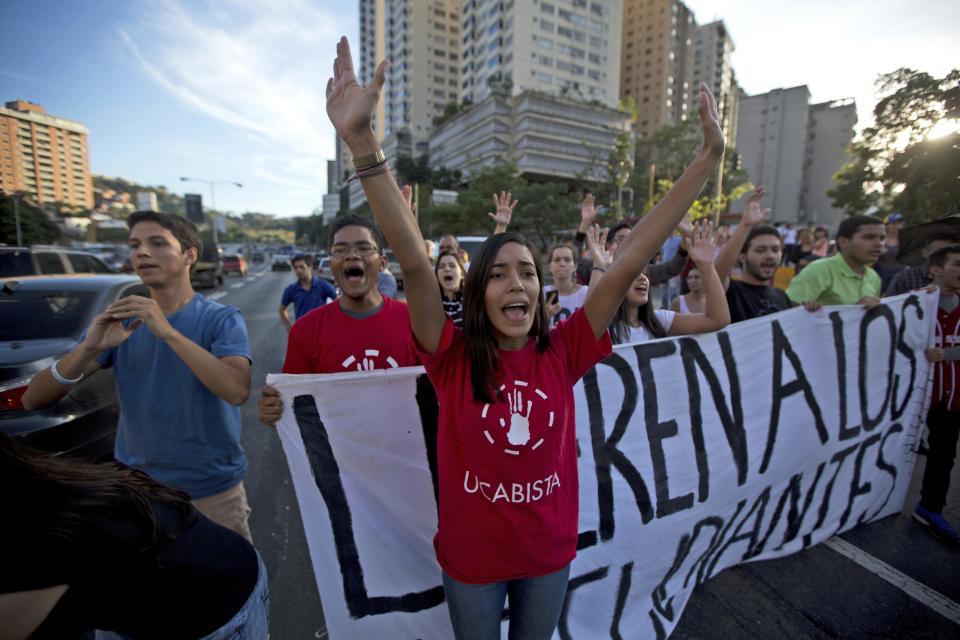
left=269, top=292, right=937, bottom=639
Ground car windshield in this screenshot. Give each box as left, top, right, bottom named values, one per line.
left=0, top=289, right=98, bottom=341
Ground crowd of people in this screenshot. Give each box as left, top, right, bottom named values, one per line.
left=3, top=35, right=958, bottom=640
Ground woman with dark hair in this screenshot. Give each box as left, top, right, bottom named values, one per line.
left=544, top=243, right=588, bottom=327
left=603, top=223, right=731, bottom=345
left=435, top=250, right=467, bottom=327
left=0, top=433, right=268, bottom=640
left=325, top=36, right=724, bottom=639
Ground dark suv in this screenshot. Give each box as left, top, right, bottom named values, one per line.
left=0, top=246, right=114, bottom=277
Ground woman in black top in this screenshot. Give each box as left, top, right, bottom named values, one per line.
left=435, top=250, right=466, bottom=327
left=0, top=433, right=268, bottom=639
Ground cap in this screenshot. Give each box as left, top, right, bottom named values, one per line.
left=885, top=212, right=904, bottom=224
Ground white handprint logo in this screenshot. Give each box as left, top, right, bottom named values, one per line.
left=341, top=349, right=400, bottom=371
left=506, top=389, right=533, bottom=446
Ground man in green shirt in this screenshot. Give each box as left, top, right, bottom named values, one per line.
left=786, top=216, right=885, bottom=307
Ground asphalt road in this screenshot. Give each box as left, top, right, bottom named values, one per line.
left=212, top=264, right=959, bottom=639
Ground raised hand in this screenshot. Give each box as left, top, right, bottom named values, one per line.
left=580, top=193, right=598, bottom=229
left=687, top=220, right=720, bottom=265
left=325, top=37, right=384, bottom=152
left=586, top=224, right=612, bottom=270
left=696, top=82, right=725, bottom=160
left=488, top=191, right=518, bottom=232
left=401, top=184, right=417, bottom=218
left=742, top=186, right=770, bottom=227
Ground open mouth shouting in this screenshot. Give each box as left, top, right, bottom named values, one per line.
left=343, top=265, right=365, bottom=286
left=501, top=301, right=530, bottom=324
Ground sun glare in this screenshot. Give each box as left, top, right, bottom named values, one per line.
left=928, top=118, right=960, bottom=140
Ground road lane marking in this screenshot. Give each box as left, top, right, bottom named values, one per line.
left=824, top=537, right=960, bottom=625
left=208, top=291, right=227, bottom=301
left=230, top=283, right=245, bottom=289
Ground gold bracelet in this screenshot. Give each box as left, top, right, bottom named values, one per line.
left=352, top=149, right=385, bottom=171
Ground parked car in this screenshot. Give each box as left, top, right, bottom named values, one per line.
left=317, top=257, right=335, bottom=284
left=271, top=254, right=292, bottom=271
left=222, top=253, right=248, bottom=276
left=0, top=274, right=150, bottom=459
left=0, top=246, right=114, bottom=277
left=190, top=245, right=224, bottom=289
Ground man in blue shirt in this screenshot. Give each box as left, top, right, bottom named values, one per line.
left=23, top=211, right=254, bottom=540
left=279, top=254, right=337, bottom=330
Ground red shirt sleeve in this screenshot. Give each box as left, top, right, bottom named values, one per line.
left=282, top=319, right=313, bottom=374
left=553, top=307, right=612, bottom=382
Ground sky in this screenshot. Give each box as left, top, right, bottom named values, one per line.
left=1, top=0, right=957, bottom=218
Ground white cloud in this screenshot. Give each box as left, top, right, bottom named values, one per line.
left=120, top=0, right=354, bottom=197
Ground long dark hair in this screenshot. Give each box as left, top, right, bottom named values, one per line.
left=0, top=433, right=196, bottom=553
left=608, top=283, right=666, bottom=344
left=462, top=233, right=550, bottom=403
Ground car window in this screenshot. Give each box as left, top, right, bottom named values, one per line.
left=0, top=250, right=33, bottom=277
left=0, top=289, right=98, bottom=340
left=36, top=252, right=66, bottom=274
left=69, top=253, right=111, bottom=273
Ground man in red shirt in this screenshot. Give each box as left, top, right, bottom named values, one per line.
left=258, top=215, right=419, bottom=425
left=915, top=244, right=960, bottom=546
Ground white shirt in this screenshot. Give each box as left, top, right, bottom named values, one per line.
left=627, top=309, right=676, bottom=343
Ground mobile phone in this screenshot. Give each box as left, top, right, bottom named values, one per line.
left=547, top=290, right=559, bottom=305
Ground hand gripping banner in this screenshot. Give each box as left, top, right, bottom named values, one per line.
left=268, top=291, right=937, bottom=639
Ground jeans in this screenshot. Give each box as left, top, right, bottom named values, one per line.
left=442, top=564, right=570, bottom=640
left=96, top=553, right=269, bottom=640
left=920, top=407, right=960, bottom=513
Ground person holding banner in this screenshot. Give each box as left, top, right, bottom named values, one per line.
left=258, top=214, right=420, bottom=426
left=324, top=35, right=725, bottom=640
left=914, top=244, right=960, bottom=545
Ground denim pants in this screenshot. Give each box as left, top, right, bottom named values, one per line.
left=95, top=552, right=269, bottom=640
left=442, top=564, right=570, bottom=640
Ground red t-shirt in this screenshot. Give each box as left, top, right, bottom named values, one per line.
left=283, top=297, right=420, bottom=374
left=419, top=308, right=612, bottom=583
left=931, top=294, right=960, bottom=412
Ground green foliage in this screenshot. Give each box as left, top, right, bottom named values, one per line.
left=630, top=118, right=749, bottom=214
left=830, top=68, right=960, bottom=222
left=0, top=194, right=62, bottom=245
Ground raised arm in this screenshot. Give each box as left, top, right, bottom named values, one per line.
left=715, top=186, right=768, bottom=289
left=669, top=223, right=731, bottom=335
left=489, top=191, right=518, bottom=234
left=326, top=37, right=445, bottom=352
left=583, top=84, right=725, bottom=338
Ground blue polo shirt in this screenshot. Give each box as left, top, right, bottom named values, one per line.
left=282, top=276, right=337, bottom=321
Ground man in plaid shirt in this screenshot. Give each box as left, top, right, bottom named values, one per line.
left=886, top=233, right=957, bottom=296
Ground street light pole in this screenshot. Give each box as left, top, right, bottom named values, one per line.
left=179, top=177, right=243, bottom=246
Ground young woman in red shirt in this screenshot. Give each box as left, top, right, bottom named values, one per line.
left=324, top=37, right=725, bottom=639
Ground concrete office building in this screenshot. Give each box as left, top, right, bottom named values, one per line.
left=802, top=98, right=857, bottom=229
left=0, top=100, right=94, bottom=208
left=735, top=86, right=856, bottom=228
left=429, top=89, right=631, bottom=183
left=619, top=0, right=696, bottom=140
left=460, top=0, right=622, bottom=108
left=690, top=20, right=739, bottom=143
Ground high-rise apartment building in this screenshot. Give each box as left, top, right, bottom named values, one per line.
left=690, top=20, right=739, bottom=143
left=803, top=98, right=857, bottom=230
left=460, top=0, right=622, bottom=108
left=619, top=0, right=696, bottom=140
left=0, top=100, right=93, bottom=208
left=735, top=86, right=856, bottom=229
left=359, top=0, right=461, bottom=152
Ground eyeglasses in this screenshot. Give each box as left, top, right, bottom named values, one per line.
left=331, top=243, right=379, bottom=259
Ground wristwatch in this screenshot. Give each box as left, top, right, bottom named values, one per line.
left=352, top=149, right=386, bottom=171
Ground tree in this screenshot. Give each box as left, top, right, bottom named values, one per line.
left=0, top=194, right=61, bottom=245
left=830, top=68, right=960, bottom=222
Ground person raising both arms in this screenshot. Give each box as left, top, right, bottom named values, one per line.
left=324, top=36, right=725, bottom=640
left=596, top=221, right=730, bottom=344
